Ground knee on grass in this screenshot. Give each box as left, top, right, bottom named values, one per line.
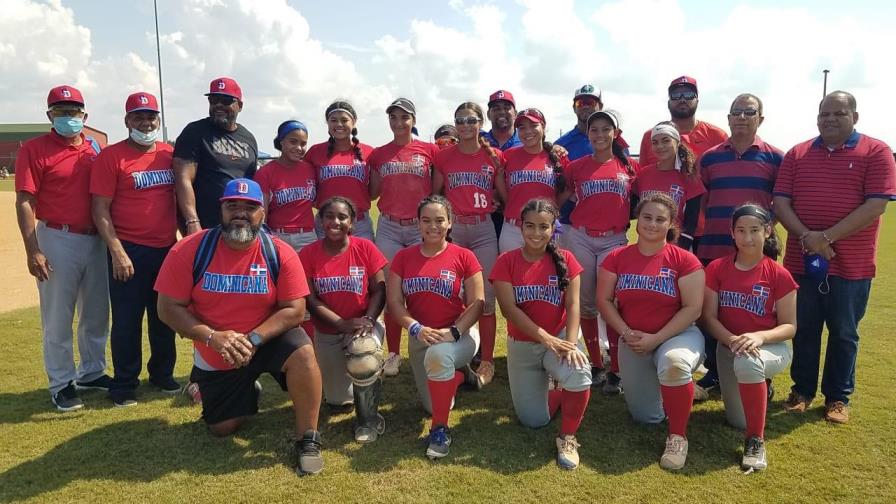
left=208, top=417, right=245, bottom=437
left=657, top=348, right=695, bottom=386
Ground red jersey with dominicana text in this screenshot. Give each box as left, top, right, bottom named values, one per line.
left=490, top=248, right=583, bottom=343
left=369, top=140, right=438, bottom=219
left=390, top=243, right=482, bottom=329
left=638, top=121, right=729, bottom=166
left=705, top=254, right=798, bottom=339
left=305, top=142, right=374, bottom=212
left=773, top=132, right=896, bottom=280
left=89, top=140, right=177, bottom=248
left=601, top=243, right=702, bottom=334
left=154, top=232, right=309, bottom=371
left=254, top=159, right=317, bottom=229
left=502, top=147, right=567, bottom=221
left=15, top=130, right=100, bottom=229
left=298, top=237, right=388, bottom=334
left=433, top=144, right=504, bottom=217
left=632, top=163, right=706, bottom=229
left=565, top=156, right=638, bottom=233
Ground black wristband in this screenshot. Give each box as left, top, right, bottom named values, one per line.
left=450, top=325, right=462, bottom=341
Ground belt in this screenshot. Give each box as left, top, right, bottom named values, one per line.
left=577, top=226, right=621, bottom=238
left=382, top=214, right=419, bottom=226
left=272, top=226, right=313, bottom=234
left=454, top=214, right=489, bottom=225
left=44, top=221, right=97, bottom=235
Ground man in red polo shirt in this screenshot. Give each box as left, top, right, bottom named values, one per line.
left=156, top=178, right=324, bottom=475
left=91, top=92, right=180, bottom=407
left=639, top=76, right=728, bottom=166
left=773, top=91, right=896, bottom=424
left=15, top=85, right=111, bottom=411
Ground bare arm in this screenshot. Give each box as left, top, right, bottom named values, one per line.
left=452, top=272, right=485, bottom=334
left=15, top=191, right=51, bottom=281
left=728, top=290, right=796, bottom=356
left=654, top=269, right=704, bottom=342
left=825, top=198, right=889, bottom=242
left=596, top=268, right=628, bottom=335
left=494, top=165, right=507, bottom=205
left=92, top=195, right=133, bottom=281
left=173, top=157, right=201, bottom=235
left=432, top=168, right=445, bottom=195
left=773, top=195, right=834, bottom=260
left=701, top=287, right=738, bottom=346
left=369, top=168, right=382, bottom=200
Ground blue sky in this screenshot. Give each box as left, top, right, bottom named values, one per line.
left=2, top=0, right=893, bottom=151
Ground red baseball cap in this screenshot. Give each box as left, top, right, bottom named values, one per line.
left=205, top=77, right=242, bottom=101
left=514, top=108, right=546, bottom=127
left=488, top=89, right=515, bottom=108
left=668, top=75, right=698, bottom=94
left=125, top=92, right=160, bottom=113
left=47, top=85, right=85, bottom=107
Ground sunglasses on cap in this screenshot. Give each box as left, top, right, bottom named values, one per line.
left=208, top=95, right=237, bottom=106
left=574, top=97, right=599, bottom=108
left=729, top=108, right=759, bottom=117
left=435, top=137, right=458, bottom=147
left=454, top=116, right=481, bottom=126
left=669, top=90, right=697, bottom=101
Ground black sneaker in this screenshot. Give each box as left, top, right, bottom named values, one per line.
left=296, top=430, right=324, bottom=476
left=591, top=366, right=608, bottom=387
left=425, top=425, right=451, bottom=459
left=111, top=390, right=138, bottom=408
left=150, top=376, right=182, bottom=394
left=602, top=372, right=622, bottom=395
left=696, top=371, right=719, bottom=391
left=75, top=374, right=112, bottom=391
left=52, top=382, right=84, bottom=412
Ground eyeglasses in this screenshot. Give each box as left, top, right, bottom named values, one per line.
left=208, top=95, right=237, bottom=106
left=729, top=108, right=759, bottom=117
left=454, top=116, right=481, bottom=126
left=574, top=97, right=599, bottom=108
left=435, top=137, right=458, bottom=146
left=669, top=91, right=697, bottom=101
left=48, top=107, right=85, bottom=118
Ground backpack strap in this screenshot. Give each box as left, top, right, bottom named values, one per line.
left=258, top=229, right=280, bottom=285
left=192, top=227, right=222, bottom=286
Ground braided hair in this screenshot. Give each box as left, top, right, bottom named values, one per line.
left=325, top=100, right=364, bottom=162
left=520, top=198, right=570, bottom=291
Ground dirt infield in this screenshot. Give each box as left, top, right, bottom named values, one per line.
left=0, top=192, right=40, bottom=313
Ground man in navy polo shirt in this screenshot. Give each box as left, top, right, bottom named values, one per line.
left=773, top=91, right=895, bottom=424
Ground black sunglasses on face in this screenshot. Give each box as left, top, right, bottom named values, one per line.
left=669, top=91, right=697, bottom=101
left=454, top=116, right=480, bottom=126
left=208, top=95, right=237, bottom=106
left=729, top=108, right=759, bottom=117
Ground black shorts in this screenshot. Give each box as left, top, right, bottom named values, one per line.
left=190, top=327, right=311, bottom=425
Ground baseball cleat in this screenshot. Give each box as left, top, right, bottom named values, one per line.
left=426, top=425, right=451, bottom=459
left=741, top=436, right=767, bottom=471
left=556, top=435, right=581, bottom=470
left=477, top=361, right=495, bottom=387
left=660, top=434, right=688, bottom=471
left=602, top=372, right=622, bottom=395
left=296, top=430, right=324, bottom=476
left=591, top=366, right=607, bottom=388
left=383, top=352, right=401, bottom=377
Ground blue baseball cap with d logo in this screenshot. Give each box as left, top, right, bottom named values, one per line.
left=220, top=178, right=263, bottom=205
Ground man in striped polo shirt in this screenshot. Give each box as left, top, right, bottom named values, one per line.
left=694, top=94, right=784, bottom=400
left=773, top=91, right=896, bottom=424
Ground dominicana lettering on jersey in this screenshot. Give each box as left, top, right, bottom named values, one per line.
left=513, top=283, right=562, bottom=306
left=273, top=181, right=315, bottom=205
left=380, top=156, right=427, bottom=178
left=132, top=169, right=174, bottom=190
left=508, top=167, right=554, bottom=189
left=314, top=276, right=364, bottom=295
left=201, top=263, right=269, bottom=294
left=319, top=164, right=367, bottom=182
left=640, top=184, right=685, bottom=208
left=615, top=267, right=677, bottom=297
left=402, top=276, right=454, bottom=299
left=578, top=173, right=629, bottom=199
left=718, top=284, right=770, bottom=316
left=446, top=170, right=493, bottom=191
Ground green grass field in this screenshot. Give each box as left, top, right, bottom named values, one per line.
left=1, top=213, right=894, bottom=504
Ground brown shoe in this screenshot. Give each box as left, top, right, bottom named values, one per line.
left=784, top=392, right=812, bottom=413
left=824, top=401, right=850, bottom=424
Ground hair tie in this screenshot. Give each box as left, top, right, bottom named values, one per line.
left=327, top=107, right=356, bottom=120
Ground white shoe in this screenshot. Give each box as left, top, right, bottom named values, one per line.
left=383, top=352, right=401, bottom=377
left=477, top=361, right=495, bottom=386
left=556, top=435, right=581, bottom=470
left=660, top=434, right=688, bottom=471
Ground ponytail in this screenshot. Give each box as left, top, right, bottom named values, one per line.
left=478, top=134, right=502, bottom=173
left=543, top=140, right=566, bottom=195
left=351, top=127, right=363, bottom=162
left=612, top=140, right=635, bottom=177
left=677, top=143, right=697, bottom=177
left=521, top=198, right=569, bottom=291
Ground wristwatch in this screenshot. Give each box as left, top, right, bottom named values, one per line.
left=450, top=326, right=462, bottom=342
left=248, top=331, right=263, bottom=348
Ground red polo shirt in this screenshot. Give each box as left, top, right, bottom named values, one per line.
left=15, top=130, right=100, bottom=229
left=773, top=132, right=896, bottom=279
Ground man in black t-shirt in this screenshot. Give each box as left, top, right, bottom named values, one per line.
left=173, top=77, right=258, bottom=234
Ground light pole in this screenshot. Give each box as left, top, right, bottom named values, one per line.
left=823, top=69, right=830, bottom=99
left=153, top=0, right=168, bottom=142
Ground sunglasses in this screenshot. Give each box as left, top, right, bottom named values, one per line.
left=454, top=116, right=481, bottom=126
left=208, top=95, right=237, bottom=106
left=729, top=108, right=759, bottom=117
left=574, top=97, right=599, bottom=108
left=669, top=91, right=697, bottom=101
left=48, top=107, right=86, bottom=118
left=435, top=137, right=458, bottom=146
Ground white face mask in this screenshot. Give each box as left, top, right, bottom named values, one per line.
left=129, top=128, right=160, bottom=146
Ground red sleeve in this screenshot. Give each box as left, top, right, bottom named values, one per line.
left=297, top=241, right=316, bottom=283
left=390, top=248, right=407, bottom=278
left=14, top=142, right=39, bottom=195
left=89, top=148, right=118, bottom=197
left=254, top=164, right=271, bottom=194
left=863, top=138, right=896, bottom=199
left=675, top=246, right=703, bottom=276
left=275, top=243, right=310, bottom=301
left=704, top=258, right=722, bottom=291
left=460, top=246, right=483, bottom=278
left=367, top=147, right=383, bottom=173
left=772, top=147, right=797, bottom=197
left=772, top=261, right=798, bottom=300
left=686, top=173, right=706, bottom=198
left=363, top=238, right=389, bottom=274
left=433, top=148, right=449, bottom=177
left=428, top=142, right=439, bottom=159
left=153, top=238, right=196, bottom=300
left=601, top=247, right=621, bottom=274
left=639, top=131, right=652, bottom=166
left=564, top=249, right=584, bottom=279
left=489, top=251, right=513, bottom=283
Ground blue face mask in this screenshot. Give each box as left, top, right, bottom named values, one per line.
left=53, top=117, right=84, bottom=137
